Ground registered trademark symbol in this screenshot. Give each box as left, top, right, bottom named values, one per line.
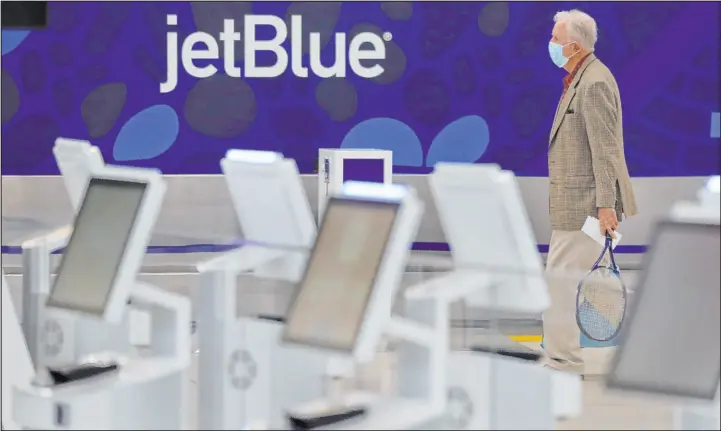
left=382, top=32, right=393, bottom=42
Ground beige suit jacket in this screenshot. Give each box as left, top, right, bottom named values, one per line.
left=548, top=54, right=638, bottom=231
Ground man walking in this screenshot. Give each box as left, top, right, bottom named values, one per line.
left=543, top=9, right=638, bottom=374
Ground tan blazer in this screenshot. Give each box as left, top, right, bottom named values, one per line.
left=548, top=54, right=638, bottom=231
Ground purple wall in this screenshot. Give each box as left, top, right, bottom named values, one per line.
left=1, top=1, right=719, bottom=176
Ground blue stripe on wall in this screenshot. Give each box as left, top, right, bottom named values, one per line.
left=0, top=242, right=647, bottom=255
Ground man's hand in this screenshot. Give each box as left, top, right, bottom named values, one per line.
left=598, top=207, right=618, bottom=238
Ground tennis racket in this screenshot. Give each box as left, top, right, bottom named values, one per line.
left=575, top=233, right=627, bottom=342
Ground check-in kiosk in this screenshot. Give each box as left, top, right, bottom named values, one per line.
left=195, top=149, right=319, bottom=429
left=423, top=162, right=582, bottom=428
left=13, top=168, right=192, bottom=430
left=22, top=138, right=133, bottom=369
left=282, top=181, right=449, bottom=430
left=607, top=176, right=720, bottom=431
left=2, top=270, right=34, bottom=430
left=219, top=149, right=316, bottom=280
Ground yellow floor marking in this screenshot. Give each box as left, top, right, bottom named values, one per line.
left=508, top=335, right=543, bottom=343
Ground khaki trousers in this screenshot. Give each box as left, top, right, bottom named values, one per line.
left=542, top=230, right=609, bottom=373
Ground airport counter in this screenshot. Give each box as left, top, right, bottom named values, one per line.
left=1, top=245, right=641, bottom=342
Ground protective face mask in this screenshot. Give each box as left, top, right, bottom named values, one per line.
left=548, top=42, right=576, bottom=68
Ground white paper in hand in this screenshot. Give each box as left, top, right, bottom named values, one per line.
left=581, top=216, right=622, bottom=249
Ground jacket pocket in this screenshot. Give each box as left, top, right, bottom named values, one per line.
left=564, top=175, right=595, bottom=189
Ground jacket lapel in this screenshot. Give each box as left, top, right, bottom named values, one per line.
left=549, top=54, right=597, bottom=146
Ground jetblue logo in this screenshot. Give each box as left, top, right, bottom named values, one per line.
left=161, top=14, right=391, bottom=93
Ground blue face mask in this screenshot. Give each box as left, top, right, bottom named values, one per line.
left=548, top=42, right=576, bottom=68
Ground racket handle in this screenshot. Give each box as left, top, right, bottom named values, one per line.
left=604, top=233, right=619, bottom=271
left=605, top=232, right=614, bottom=247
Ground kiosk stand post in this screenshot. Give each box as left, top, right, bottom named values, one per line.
left=21, top=237, right=53, bottom=367
left=394, top=294, right=449, bottom=411
left=196, top=256, right=329, bottom=430
left=196, top=268, right=237, bottom=430
left=2, top=271, right=34, bottom=431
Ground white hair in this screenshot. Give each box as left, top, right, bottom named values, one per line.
left=553, top=9, right=598, bottom=52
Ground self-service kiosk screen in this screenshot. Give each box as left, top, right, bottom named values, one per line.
left=47, top=178, right=147, bottom=316
left=606, top=221, right=721, bottom=400
left=283, top=197, right=399, bottom=352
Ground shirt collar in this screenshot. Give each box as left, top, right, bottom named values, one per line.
left=563, top=53, right=591, bottom=91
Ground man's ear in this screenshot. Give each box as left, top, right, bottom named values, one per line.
left=573, top=41, right=585, bottom=56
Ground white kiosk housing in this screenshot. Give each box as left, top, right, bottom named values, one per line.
left=2, top=270, right=34, bottom=430
left=13, top=168, right=192, bottom=430
left=23, top=140, right=136, bottom=369
left=220, top=149, right=316, bottom=280
left=606, top=176, right=720, bottom=431
left=195, top=149, right=320, bottom=429
left=430, top=163, right=549, bottom=311
left=425, top=163, right=582, bottom=428
left=283, top=181, right=450, bottom=430
left=317, top=149, right=393, bottom=223
left=53, top=138, right=105, bottom=212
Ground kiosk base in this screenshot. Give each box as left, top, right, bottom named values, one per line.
left=442, top=351, right=581, bottom=429
left=197, top=317, right=328, bottom=429
left=14, top=360, right=184, bottom=430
